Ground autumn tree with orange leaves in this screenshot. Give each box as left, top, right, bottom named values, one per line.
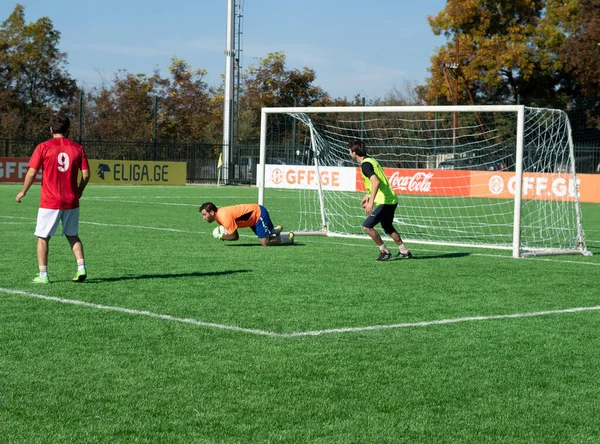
left=559, top=0, right=600, bottom=100
left=420, top=0, right=584, bottom=107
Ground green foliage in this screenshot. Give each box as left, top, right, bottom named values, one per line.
left=559, top=0, right=600, bottom=98
left=85, top=70, right=166, bottom=141
left=238, top=52, right=330, bottom=140
left=0, top=4, right=77, bottom=137
left=422, top=0, right=599, bottom=109
left=558, top=0, right=600, bottom=130
left=161, top=58, right=217, bottom=141
left=2, top=2, right=600, bottom=142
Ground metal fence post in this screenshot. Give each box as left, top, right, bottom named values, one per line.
left=153, top=96, right=158, bottom=161
left=78, top=91, right=83, bottom=144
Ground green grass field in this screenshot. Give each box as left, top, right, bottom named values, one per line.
left=1, top=183, right=599, bottom=442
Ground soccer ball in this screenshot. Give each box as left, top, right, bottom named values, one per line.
left=212, top=225, right=228, bottom=239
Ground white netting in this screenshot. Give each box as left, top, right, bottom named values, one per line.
left=259, top=106, right=589, bottom=256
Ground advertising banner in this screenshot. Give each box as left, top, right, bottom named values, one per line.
left=576, top=174, right=600, bottom=203
left=0, top=158, right=187, bottom=185
left=356, top=168, right=472, bottom=197
left=0, top=158, right=42, bottom=183
left=88, top=160, right=187, bottom=185
left=469, top=171, right=600, bottom=203
left=262, top=163, right=600, bottom=203
left=263, top=164, right=356, bottom=191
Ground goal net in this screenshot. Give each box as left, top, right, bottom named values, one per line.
left=257, top=105, right=590, bottom=258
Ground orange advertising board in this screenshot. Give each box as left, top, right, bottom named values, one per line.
left=469, top=171, right=600, bottom=203
left=355, top=167, right=600, bottom=204
left=576, top=174, right=600, bottom=203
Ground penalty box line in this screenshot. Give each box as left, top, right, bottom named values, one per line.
left=2, top=287, right=600, bottom=338
left=1, top=288, right=277, bottom=337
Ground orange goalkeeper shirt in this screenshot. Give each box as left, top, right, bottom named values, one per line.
left=215, top=204, right=261, bottom=234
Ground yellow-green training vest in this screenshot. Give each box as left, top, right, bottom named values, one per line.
left=361, top=157, right=398, bottom=206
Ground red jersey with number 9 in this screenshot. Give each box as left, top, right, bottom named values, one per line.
left=28, top=138, right=90, bottom=209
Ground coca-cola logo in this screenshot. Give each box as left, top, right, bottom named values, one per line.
left=389, top=171, right=434, bottom=193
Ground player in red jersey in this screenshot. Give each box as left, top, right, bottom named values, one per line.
left=16, top=114, right=91, bottom=284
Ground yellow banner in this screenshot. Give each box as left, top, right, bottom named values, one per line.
left=88, top=160, right=186, bottom=185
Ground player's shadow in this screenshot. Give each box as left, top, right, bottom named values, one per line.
left=225, top=243, right=304, bottom=247
left=85, top=269, right=251, bottom=283
left=583, top=242, right=599, bottom=254
left=406, top=252, right=471, bottom=260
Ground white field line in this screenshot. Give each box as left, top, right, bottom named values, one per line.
left=2, top=287, right=600, bottom=338
left=0, top=216, right=250, bottom=238
left=87, top=199, right=198, bottom=207
left=0, top=216, right=200, bottom=235
left=2, top=216, right=598, bottom=265
left=0, top=288, right=278, bottom=337
left=0, top=215, right=31, bottom=220
left=81, top=221, right=200, bottom=234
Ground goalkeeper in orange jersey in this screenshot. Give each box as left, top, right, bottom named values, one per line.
left=199, top=202, right=294, bottom=246
left=348, top=139, right=412, bottom=261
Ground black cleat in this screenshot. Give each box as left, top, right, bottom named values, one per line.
left=396, top=251, right=413, bottom=259
left=376, top=251, right=392, bottom=261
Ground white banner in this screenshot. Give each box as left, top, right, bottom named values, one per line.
left=262, top=164, right=356, bottom=191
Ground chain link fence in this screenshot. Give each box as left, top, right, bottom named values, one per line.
left=3, top=101, right=600, bottom=183
left=1, top=139, right=264, bottom=184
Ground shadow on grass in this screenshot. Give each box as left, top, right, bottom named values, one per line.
left=224, top=243, right=303, bottom=247
left=405, top=252, right=472, bottom=260
left=85, top=269, right=252, bottom=283
left=583, top=242, right=599, bottom=255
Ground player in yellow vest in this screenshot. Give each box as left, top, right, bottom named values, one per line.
left=349, top=139, right=412, bottom=261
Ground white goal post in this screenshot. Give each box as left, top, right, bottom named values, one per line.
left=257, top=105, right=591, bottom=258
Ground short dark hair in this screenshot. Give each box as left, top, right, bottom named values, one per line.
left=50, top=114, right=70, bottom=135
left=348, top=139, right=367, bottom=157
left=199, top=202, right=217, bottom=213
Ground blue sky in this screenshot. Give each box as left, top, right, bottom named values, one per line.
left=2, top=0, right=449, bottom=100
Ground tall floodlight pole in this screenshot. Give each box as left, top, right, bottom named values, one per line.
left=222, top=0, right=236, bottom=185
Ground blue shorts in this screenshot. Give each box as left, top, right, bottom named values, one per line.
left=251, top=205, right=274, bottom=239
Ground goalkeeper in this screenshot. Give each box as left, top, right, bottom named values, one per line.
left=199, top=202, right=294, bottom=246
left=349, top=139, right=412, bottom=261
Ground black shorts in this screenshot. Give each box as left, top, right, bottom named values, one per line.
left=363, top=203, right=397, bottom=234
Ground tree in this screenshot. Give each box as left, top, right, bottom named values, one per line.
left=421, top=0, right=579, bottom=107
left=86, top=70, right=166, bottom=141
left=378, top=80, right=423, bottom=106
left=0, top=4, right=77, bottom=137
left=78, top=59, right=223, bottom=143
left=238, top=52, right=328, bottom=140
left=160, top=58, right=218, bottom=142
left=559, top=0, right=600, bottom=98
left=558, top=0, right=600, bottom=131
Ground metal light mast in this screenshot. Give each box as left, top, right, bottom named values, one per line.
left=234, top=1, right=244, bottom=143
left=222, top=0, right=235, bottom=185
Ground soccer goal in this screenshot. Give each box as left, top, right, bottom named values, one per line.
left=257, top=105, right=591, bottom=258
